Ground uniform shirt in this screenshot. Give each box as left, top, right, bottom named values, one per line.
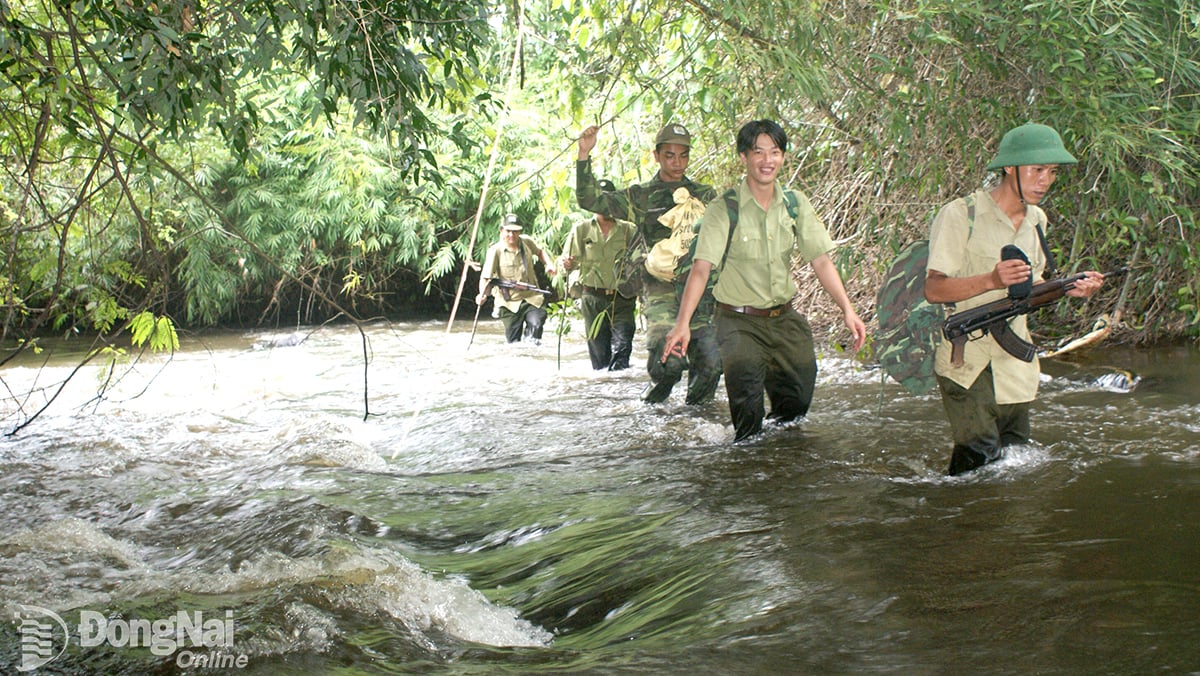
left=927, top=188, right=1048, bottom=403
left=693, top=179, right=835, bottom=309
left=481, top=235, right=547, bottom=313
left=563, top=216, right=635, bottom=291
left=576, top=159, right=716, bottom=247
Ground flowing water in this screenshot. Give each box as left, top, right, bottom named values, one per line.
left=1, top=318, right=1198, bottom=674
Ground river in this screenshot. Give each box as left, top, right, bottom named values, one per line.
left=1, top=317, right=1198, bottom=673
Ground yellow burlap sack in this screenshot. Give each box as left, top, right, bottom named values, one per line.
left=645, top=188, right=708, bottom=282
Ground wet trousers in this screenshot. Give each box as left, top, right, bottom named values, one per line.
left=642, top=279, right=722, bottom=405
left=715, top=308, right=816, bottom=442
left=498, top=302, right=546, bottom=343
left=936, top=367, right=1031, bottom=475
left=580, top=291, right=636, bottom=370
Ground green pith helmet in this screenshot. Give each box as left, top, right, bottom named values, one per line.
left=985, top=123, right=1078, bottom=170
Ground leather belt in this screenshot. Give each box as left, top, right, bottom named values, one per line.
left=582, top=285, right=617, bottom=296
left=716, top=301, right=791, bottom=318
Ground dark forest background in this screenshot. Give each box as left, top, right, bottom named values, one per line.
left=2, top=0, right=1197, bottom=357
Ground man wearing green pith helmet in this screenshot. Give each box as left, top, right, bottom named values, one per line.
left=924, top=123, right=1105, bottom=475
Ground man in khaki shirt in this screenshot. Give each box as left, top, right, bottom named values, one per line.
left=925, top=123, right=1103, bottom=475
left=477, top=214, right=557, bottom=344
left=663, top=120, right=866, bottom=441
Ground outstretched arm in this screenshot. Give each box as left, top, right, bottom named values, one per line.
left=662, top=259, right=713, bottom=362
left=810, top=254, right=866, bottom=352
left=538, top=246, right=557, bottom=277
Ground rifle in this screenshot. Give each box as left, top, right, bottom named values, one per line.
left=468, top=278, right=550, bottom=350
left=942, top=267, right=1127, bottom=366
left=487, top=278, right=553, bottom=300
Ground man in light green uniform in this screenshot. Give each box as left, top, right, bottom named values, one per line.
left=560, top=183, right=637, bottom=370
left=925, top=123, right=1104, bottom=474
left=476, top=214, right=557, bottom=344
left=576, top=123, right=721, bottom=403
left=663, top=120, right=866, bottom=441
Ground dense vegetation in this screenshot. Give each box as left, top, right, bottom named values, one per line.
left=2, top=0, right=1198, bottom=424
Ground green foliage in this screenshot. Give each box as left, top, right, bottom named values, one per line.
left=0, top=0, right=496, bottom=343
left=547, top=298, right=579, bottom=369
left=1, top=0, right=1197, bottom=347
left=40, top=0, right=492, bottom=168
left=129, top=311, right=179, bottom=353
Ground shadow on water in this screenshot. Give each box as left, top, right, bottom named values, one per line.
left=2, top=323, right=1199, bottom=673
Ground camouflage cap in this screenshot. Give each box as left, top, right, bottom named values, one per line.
left=500, top=213, right=523, bottom=231
left=654, top=123, right=692, bottom=148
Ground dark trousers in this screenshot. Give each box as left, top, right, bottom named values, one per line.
left=715, top=308, right=816, bottom=441
left=936, top=367, right=1031, bottom=475
left=580, top=291, right=636, bottom=370
left=642, top=278, right=722, bottom=405
left=498, top=302, right=546, bottom=343
left=645, top=324, right=722, bottom=404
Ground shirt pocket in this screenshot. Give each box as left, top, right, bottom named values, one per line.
left=583, top=239, right=600, bottom=261
left=726, top=226, right=765, bottom=263
left=500, top=257, right=525, bottom=281
left=965, top=235, right=1001, bottom=276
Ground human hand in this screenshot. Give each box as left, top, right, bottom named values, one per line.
left=843, top=309, right=867, bottom=353
left=559, top=255, right=576, bottom=272
left=578, top=125, right=599, bottom=159
left=990, top=258, right=1032, bottom=290
left=475, top=292, right=487, bottom=305
left=661, top=325, right=690, bottom=363
left=1066, top=270, right=1105, bottom=298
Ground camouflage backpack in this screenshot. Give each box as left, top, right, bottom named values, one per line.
left=874, top=195, right=976, bottom=395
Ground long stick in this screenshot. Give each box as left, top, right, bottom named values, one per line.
left=468, top=299, right=484, bottom=351
left=446, top=1, right=525, bottom=333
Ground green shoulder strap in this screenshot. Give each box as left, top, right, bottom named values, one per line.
left=783, top=189, right=800, bottom=219
left=720, top=189, right=739, bottom=271
left=518, top=237, right=540, bottom=284
left=964, top=193, right=976, bottom=239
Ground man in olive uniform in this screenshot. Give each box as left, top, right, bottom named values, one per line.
left=476, top=214, right=557, bottom=344
left=663, top=120, right=866, bottom=442
left=560, top=182, right=638, bottom=370
left=925, top=123, right=1103, bottom=475
left=576, top=123, right=721, bottom=403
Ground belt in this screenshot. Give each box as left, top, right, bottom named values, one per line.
left=582, top=285, right=617, bottom=296
left=716, top=301, right=791, bottom=318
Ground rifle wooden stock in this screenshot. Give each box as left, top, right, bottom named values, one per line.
left=943, top=268, right=1127, bottom=366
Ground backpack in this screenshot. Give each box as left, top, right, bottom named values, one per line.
left=874, top=195, right=977, bottom=395
left=874, top=239, right=944, bottom=395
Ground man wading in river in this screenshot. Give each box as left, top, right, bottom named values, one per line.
left=925, top=123, right=1104, bottom=475
left=663, top=120, right=866, bottom=442
left=559, top=180, right=637, bottom=370
left=477, top=214, right=557, bottom=344
left=576, top=123, right=721, bottom=404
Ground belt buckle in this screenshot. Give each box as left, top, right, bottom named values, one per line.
left=767, top=306, right=784, bottom=318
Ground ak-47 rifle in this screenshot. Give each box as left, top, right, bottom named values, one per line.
left=486, top=278, right=553, bottom=300
left=942, top=267, right=1127, bottom=366
left=468, top=278, right=554, bottom=350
